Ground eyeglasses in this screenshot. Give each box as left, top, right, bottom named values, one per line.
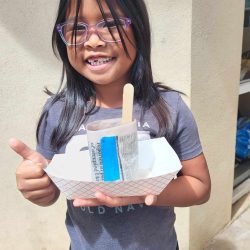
left=56, top=17, right=132, bottom=46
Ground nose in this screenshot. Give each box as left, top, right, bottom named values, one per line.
left=84, top=29, right=106, bottom=48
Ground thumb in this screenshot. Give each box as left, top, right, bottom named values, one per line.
left=9, top=138, right=47, bottom=165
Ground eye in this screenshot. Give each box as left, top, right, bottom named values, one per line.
left=101, top=19, right=124, bottom=29
left=75, top=24, right=87, bottom=32
left=63, top=23, right=87, bottom=35
left=74, top=24, right=87, bottom=35
left=105, top=20, right=116, bottom=28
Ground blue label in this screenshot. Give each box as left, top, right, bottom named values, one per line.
left=100, top=136, right=121, bottom=181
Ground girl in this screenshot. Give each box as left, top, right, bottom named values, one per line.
left=10, top=0, right=211, bottom=249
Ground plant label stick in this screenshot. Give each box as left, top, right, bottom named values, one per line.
left=122, top=83, right=134, bottom=124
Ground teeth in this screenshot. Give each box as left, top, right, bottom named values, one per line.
left=87, top=57, right=113, bottom=66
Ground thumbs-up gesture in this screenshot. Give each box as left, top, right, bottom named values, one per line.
left=9, top=138, right=60, bottom=206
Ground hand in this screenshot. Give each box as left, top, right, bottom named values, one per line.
left=9, top=138, right=60, bottom=206
left=73, top=192, right=157, bottom=207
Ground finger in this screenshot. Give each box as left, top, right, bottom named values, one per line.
left=33, top=192, right=56, bottom=206
left=145, top=194, right=157, bottom=206
left=22, top=185, right=55, bottom=201
left=17, top=173, right=51, bottom=192
left=95, top=192, right=144, bottom=207
left=16, top=162, right=45, bottom=179
left=94, top=192, right=117, bottom=207
left=9, top=138, right=47, bottom=164
left=73, top=198, right=101, bottom=207
left=9, top=138, right=34, bottom=158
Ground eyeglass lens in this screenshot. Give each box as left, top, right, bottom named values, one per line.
left=62, top=19, right=126, bottom=45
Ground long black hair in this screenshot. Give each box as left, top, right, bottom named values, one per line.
left=36, top=0, right=172, bottom=151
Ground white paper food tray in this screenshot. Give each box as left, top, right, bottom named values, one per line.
left=45, top=137, right=182, bottom=199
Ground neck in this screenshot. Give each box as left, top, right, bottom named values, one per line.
left=94, top=83, right=125, bottom=108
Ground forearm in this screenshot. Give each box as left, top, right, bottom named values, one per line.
left=154, top=175, right=211, bottom=207
left=72, top=154, right=211, bottom=208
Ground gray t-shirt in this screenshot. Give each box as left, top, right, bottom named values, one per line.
left=37, top=91, right=202, bottom=250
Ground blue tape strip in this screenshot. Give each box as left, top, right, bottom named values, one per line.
left=100, top=136, right=120, bottom=181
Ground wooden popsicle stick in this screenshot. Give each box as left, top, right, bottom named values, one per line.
left=122, top=83, right=134, bottom=124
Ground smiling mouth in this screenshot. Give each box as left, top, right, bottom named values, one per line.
left=86, top=57, right=115, bottom=66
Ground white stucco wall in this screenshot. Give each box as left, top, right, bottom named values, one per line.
left=147, top=0, right=192, bottom=96
left=147, top=0, right=244, bottom=249
left=0, top=0, right=244, bottom=249
left=0, top=1, right=68, bottom=249
left=190, top=1, right=244, bottom=249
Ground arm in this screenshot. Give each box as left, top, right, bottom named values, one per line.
left=73, top=153, right=210, bottom=208
left=9, top=138, right=60, bottom=207
left=153, top=94, right=211, bottom=206
left=154, top=153, right=211, bottom=207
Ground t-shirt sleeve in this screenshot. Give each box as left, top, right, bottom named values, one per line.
left=36, top=98, right=57, bottom=160
left=170, top=95, right=203, bottom=161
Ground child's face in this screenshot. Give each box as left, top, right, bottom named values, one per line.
left=66, top=0, right=136, bottom=89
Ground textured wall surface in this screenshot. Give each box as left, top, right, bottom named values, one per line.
left=0, top=1, right=68, bottom=249
left=147, top=0, right=192, bottom=97
left=190, top=1, right=244, bottom=249
left=147, top=0, right=244, bottom=249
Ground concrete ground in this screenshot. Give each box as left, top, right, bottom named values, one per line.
left=205, top=192, right=250, bottom=250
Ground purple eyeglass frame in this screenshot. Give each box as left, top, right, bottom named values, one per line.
left=56, top=17, right=132, bottom=46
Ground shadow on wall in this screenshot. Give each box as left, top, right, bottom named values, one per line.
left=0, top=0, right=58, bottom=65
left=204, top=239, right=237, bottom=250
